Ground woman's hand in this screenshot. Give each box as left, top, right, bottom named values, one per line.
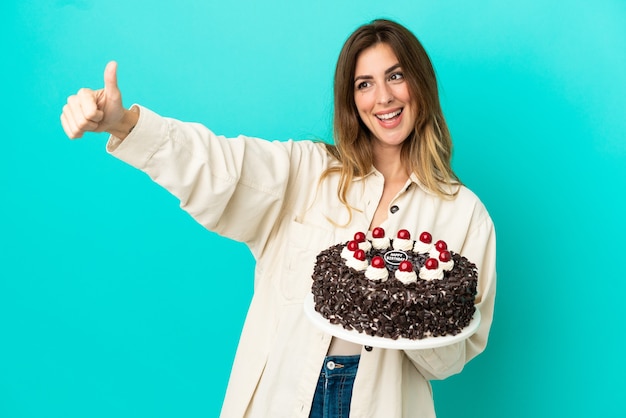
left=60, top=61, right=138, bottom=140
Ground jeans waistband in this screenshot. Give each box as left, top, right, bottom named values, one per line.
left=321, top=355, right=360, bottom=377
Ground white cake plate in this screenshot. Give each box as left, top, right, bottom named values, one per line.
left=304, top=293, right=481, bottom=350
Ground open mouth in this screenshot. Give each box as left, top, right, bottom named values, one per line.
left=375, top=109, right=403, bottom=121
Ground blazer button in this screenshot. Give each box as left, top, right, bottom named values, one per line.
left=390, top=205, right=399, bottom=214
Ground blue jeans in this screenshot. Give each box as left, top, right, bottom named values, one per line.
left=309, top=355, right=360, bottom=418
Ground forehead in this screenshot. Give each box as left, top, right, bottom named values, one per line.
left=354, top=43, right=400, bottom=76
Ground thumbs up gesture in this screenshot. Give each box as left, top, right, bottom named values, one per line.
left=61, top=61, right=138, bottom=139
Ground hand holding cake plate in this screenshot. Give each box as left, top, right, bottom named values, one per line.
left=304, top=293, right=480, bottom=350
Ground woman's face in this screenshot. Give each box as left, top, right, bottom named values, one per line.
left=353, top=43, right=416, bottom=150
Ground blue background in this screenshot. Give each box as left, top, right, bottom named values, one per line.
left=2, top=1, right=625, bottom=417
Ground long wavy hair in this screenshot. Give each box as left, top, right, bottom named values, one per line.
left=322, top=19, right=460, bottom=217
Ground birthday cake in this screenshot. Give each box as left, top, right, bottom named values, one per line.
left=310, top=228, right=478, bottom=340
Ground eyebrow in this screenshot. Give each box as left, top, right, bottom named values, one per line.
left=354, top=63, right=402, bottom=83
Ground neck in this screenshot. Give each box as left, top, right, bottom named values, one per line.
left=373, top=146, right=409, bottom=182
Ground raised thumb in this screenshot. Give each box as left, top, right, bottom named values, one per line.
left=103, top=60, right=119, bottom=95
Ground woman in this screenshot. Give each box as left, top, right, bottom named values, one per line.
left=61, top=19, right=496, bottom=418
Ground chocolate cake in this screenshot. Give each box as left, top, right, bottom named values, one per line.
left=310, top=228, right=478, bottom=340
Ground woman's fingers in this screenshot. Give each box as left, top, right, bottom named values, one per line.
left=76, top=88, right=104, bottom=123
left=60, top=109, right=81, bottom=139
left=61, top=88, right=105, bottom=138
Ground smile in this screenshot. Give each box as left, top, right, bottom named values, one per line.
left=376, top=109, right=403, bottom=121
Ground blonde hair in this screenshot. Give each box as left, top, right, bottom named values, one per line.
left=322, top=19, right=460, bottom=218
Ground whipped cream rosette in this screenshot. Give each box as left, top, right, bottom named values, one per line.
left=365, top=256, right=389, bottom=281
left=369, top=227, right=391, bottom=250
left=352, top=231, right=372, bottom=252
left=413, top=231, right=433, bottom=254
left=340, top=239, right=360, bottom=260
left=395, top=260, right=418, bottom=284
left=392, top=229, right=413, bottom=251
left=438, top=250, right=454, bottom=271
left=418, top=257, right=444, bottom=281
left=346, top=249, right=368, bottom=271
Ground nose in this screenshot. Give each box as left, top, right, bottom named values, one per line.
left=376, top=84, right=394, bottom=105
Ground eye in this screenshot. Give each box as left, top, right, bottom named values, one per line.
left=389, top=72, right=404, bottom=82
left=356, top=81, right=371, bottom=90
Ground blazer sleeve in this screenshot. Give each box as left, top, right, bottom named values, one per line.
left=403, top=205, right=497, bottom=380
left=106, top=105, right=317, bottom=258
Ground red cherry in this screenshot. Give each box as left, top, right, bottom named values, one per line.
left=439, top=250, right=451, bottom=262
left=425, top=258, right=439, bottom=270
left=419, top=231, right=432, bottom=244
left=354, top=249, right=366, bottom=261
left=435, top=240, right=447, bottom=251
left=399, top=260, right=413, bottom=272
left=397, top=229, right=411, bottom=240
left=354, top=231, right=366, bottom=243
left=372, top=227, right=385, bottom=239
left=347, top=240, right=359, bottom=251
left=371, top=256, right=385, bottom=268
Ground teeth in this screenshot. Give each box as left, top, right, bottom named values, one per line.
left=377, top=109, right=402, bottom=120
